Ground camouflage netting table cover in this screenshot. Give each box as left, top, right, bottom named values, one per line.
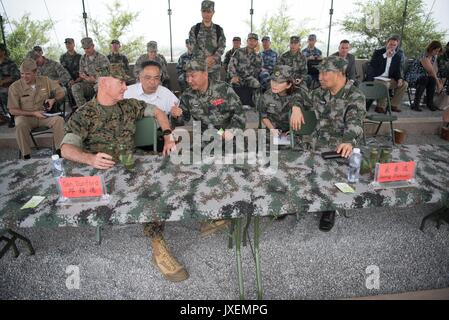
left=0, top=145, right=448, bottom=228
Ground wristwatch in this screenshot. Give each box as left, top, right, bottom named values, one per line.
left=162, top=129, right=172, bottom=136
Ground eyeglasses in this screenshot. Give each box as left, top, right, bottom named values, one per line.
left=142, top=75, right=161, bottom=81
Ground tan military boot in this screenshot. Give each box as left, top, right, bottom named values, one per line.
left=150, top=235, right=189, bottom=282
left=200, top=219, right=231, bottom=236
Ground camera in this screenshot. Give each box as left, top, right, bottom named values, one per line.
left=43, top=101, right=51, bottom=111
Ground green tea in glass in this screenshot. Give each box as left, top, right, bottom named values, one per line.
left=119, top=145, right=135, bottom=170
left=369, top=148, right=379, bottom=169
left=379, top=147, right=392, bottom=163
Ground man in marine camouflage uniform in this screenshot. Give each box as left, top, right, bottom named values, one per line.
left=279, top=36, right=308, bottom=89
left=27, top=50, right=72, bottom=87
left=134, top=41, right=170, bottom=89
left=228, top=32, right=262, bottom=108
left=259, top=36, right=278, bottom=91
left=189, top=0, right=226, bottom=82
left=107, top=39, right=130, bottom=76
left=60, top=64, right=183, bottom=283
left=304, top=55, right=366, bottom=232
left=176, top=39, right=194, bottom=92
left=0, top=44, right=20, bottom=126
left=71, top=37, right=110, bottom=110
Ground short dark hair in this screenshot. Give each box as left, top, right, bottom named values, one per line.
left=426, top=40, right=442, bottom=54
left=140, top=60, right=162, bottom=72
left=340, top=40, right=350, bottom=45
left=387, top=35, right=401, bottom=42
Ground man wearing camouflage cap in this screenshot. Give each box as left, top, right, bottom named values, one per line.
left=8, top=59, right=66, bottom=159
left=61, top=64, right=182, bottom=282
left=134, top=41, right=170, bottom=89
left=189, top=0, right=226, bottom=82
left=0, top=43, right=20, bottom=126
left=260, top=65, right=308, bottom=139
left=71, top=37, right=110, bottom=110
left=107, top=40, right=130, bottom=75
left=227, top=33, right=262, bottom=108
left=223, top=36, right=241, bottom=75
left=303, top=55, right=366, bottom=232
left=60, top=38, right=82, bottom=85
left=27, top=48, right=72, bottom=87
left=279, top=36, right=308, bottom=88
left=171, top=57, right=245, bottom=238
left=176, top=39, right=194, bottom=92
left=302, top=34, right=323, bottom=61
left=260, top=36, right=279, bottom=91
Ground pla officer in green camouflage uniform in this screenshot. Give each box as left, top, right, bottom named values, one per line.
left=260, top=65, right=308, bottom=137
left=304, top=56, right=366, bottom=232
left=176, top=39, right=194, bottom=92
left=107, top=40, right=130, bottom=75
left=228, top=33, right=262, bottom=108
left=306, top=56, right=366, bottom=153
left=279, top=36, right=308, bottom=88
left=61, top=64, right=186, bottom=283
left=189, top=0, right=226, bottom=82
left=0, top=44, right=20, bottom=124
left=171, top=59, right=246, bottom=138
left=71, top=37, right=110, bottom=109
left=60, top=38, right=82, bottom=84
left=134, top=41, right=170, bottom=88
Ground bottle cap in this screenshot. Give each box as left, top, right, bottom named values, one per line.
left=52, top=154, right=60, bottom=160
left=353, top=148, right=361, bottom=154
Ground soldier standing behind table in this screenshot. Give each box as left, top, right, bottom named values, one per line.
left=188, top=0, right=226, bottom=83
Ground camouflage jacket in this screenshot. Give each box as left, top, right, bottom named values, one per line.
left=107, top=53, right=130, bottom=73
left=134, top=53, right=169, bottom=80
left=176, top=81, right=246, bottom=132
left=60, top=52, right=81, bottom=81
left=223, top=48, right=238, bottom=72
left=189, top=22, right=226, bottom=74
left=37, top=58, right=72, bottom=86
left=176, top=51, right=194, bottom=79
left=0, top=57, right=20, bottom=86
left=305, top=81, right=366, bottom=148
left=79, top=51, right=110, bottom=79
left=62, top=97, right=156, bottom=153
left=259, top=88, right=310, bottom=132
left=228, top=47, right=262, bottom=87
left=260, top=49, right=278, bottom=73
left=279, top=50, right=308, bottom=81
left=302, top=47, right=323, bottom=59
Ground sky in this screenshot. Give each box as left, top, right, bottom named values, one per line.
left=1, top=0, right=448, bottom=61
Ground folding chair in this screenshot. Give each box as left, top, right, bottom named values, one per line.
left=289, top=108, right=318, bottom=148
left=134, top=117, right=158, bottom=152
left=359, top=81, right=398, bottom=145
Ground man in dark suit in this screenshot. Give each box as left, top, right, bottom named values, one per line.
left=367, top=35, right=408, bottom=113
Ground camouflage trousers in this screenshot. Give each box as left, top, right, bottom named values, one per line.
left=71, top=81, right=96, bottom=108
left=143, top=221, right=165, bottom=238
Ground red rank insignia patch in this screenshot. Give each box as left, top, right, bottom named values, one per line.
left=211, top=98, right=225, bottom=107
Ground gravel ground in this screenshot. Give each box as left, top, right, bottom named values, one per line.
left=1, top=136, right=449, bottom=300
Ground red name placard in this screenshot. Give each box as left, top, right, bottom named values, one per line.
left=376, top=161, right=416, bottom=183
left=59, top=176, right=104, bottom=198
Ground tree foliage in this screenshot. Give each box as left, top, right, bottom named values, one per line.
left=341, top=0, right=446, bottom=59
left=88, top=0, right=145, bottom=63
left=252, top=0, right=310, bottom=55
left=5, top=13, right=60, bottom=65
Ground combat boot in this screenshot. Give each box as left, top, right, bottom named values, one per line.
left=150, top=235, right=189, bottom=282
left=200, top=219, right=230, bottom=236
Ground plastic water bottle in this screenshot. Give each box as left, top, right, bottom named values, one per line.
left=51, top=154, right=65, bottom=178
left=347, top=148, right=362, bottom=183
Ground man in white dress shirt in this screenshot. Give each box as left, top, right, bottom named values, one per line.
left=124, top=60, right=179, bottom=115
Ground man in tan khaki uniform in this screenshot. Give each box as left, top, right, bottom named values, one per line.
left=8, top=59, right=65, bottom=158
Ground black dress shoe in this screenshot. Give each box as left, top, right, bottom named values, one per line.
left=23, top=154, right=31, bottom=160
left=411, top=105, right=423, bottom=112
left=319, top=211, right=336, bottom=232
left=428, top=105, right=438, bottom=111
